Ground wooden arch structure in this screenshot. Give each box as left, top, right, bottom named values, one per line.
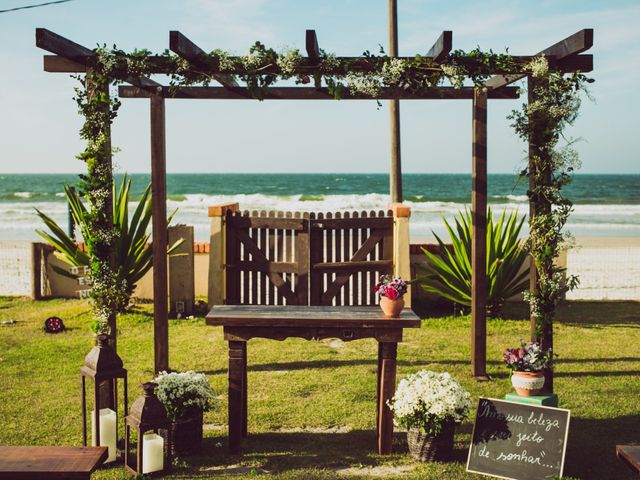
left=36, top=27, right=593, bottom=387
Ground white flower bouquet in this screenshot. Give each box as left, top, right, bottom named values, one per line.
left=154, top=371, right=217, bottom=420
left=387, top=370, right=472, bottom=436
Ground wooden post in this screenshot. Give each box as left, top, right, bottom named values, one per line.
left=388, top=203, right=411, bottom=307
left=471, top=87, right=488, bottom=379
left=228, top=340, right=247, bottom=454
left=377, top=342, right=397, bottom=454
left=208, top=203, right=240, bottom=307
left=528, top=76, right=553, bottom=392
left=150, top=93, right=168, bottom=374
left=388, top=0, right=402, bottom=203
left=30, top=243, right=42, bottom=300
left=168, top=225, right=194, bottom=318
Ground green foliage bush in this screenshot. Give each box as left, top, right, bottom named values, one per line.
left=36, top=175, right=182, bottom=313
left=418, top=209, right=529, bottom=316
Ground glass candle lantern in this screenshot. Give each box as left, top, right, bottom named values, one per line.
left=80, top=334, right=128, bottom=463
left=125, top=382, right=171, bottom=476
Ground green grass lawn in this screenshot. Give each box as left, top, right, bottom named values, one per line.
left=0, top=297, right=638, bottom=479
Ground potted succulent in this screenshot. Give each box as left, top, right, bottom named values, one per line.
left=375, top=275, right=408, bottom=317
left=387, top=370, right=471, bottom=462
left=154, top=371, right=217, bottom=456
left=503, top=341, right=553, bottom=396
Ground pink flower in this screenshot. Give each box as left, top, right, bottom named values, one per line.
left=386, top=287, right=399, bottom=300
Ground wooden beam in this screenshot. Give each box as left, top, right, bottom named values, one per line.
left=150, top=94, right=169, bottom=374
left=426, top=31, right=453, bottom=62
left=486, top=29, right=594, bottom=88
left=471, top=86, right=488, bottom=380
left=169, top=31, right=238, bottom=88
left=36, top=27, right=92, bottom=58
left=306, top=30, right=320, bottom=61
left=118, top=85, right=520, bottom=100
left=43, top=53, right=588, bottom=75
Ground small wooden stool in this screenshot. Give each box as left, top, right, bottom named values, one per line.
left=0, top=446, right=108, bottom=479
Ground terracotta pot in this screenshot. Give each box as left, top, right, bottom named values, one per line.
left=379, top=297, right=405, bottom=317
left=511, top=371, right=545, bottom=396
left=169, top=409, right=203, bottom=456
left=407, top=422, right=455, bottom=462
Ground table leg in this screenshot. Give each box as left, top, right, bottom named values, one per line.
left=229, top=340, right=246, bottom=454
left=242, top=342, right=248, bottom=438
left=377, top=342, right=397, bottom=455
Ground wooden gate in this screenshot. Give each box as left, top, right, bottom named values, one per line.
left=309, top=211, right=393, bottom=306
left=225, top=210, right=393, bottom=306
left=225, top=211, right=309, bottom=305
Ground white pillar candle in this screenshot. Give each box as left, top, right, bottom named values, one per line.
left=91, top=407, right=117, bottom=462
left=142, top=432, right=164, bottom=474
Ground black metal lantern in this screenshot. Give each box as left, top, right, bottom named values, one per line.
left=125, top=382, right=172, bottom=476
left=80, top=334, right=128, bottom=463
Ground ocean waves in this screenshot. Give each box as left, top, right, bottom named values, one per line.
left=4, top=192, right=639, bottom=242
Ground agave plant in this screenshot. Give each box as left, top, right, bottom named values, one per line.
left=36, top=175, right=182, bottom=312
left=419, top=208, right=529, bottom=316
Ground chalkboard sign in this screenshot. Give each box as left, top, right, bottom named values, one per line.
left=467, top=398, right=570, bottom=480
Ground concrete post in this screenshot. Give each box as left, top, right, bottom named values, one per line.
left=388, top=203, right=411, bottom=307
left=208, top=202, right=240, bottom=307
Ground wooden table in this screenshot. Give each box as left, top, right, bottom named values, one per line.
left=0, top=446, right=108, bottom=479
left=617, top=445, right=640, bottom=475
left=206, top=305, right=421, bottom=455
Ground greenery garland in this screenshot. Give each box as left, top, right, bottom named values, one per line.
left=72, top=42, right=591, bottom=339
left=509, top=57, right=593, bottom=340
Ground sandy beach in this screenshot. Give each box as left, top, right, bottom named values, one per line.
left=1, top=235, right=638, bottom=301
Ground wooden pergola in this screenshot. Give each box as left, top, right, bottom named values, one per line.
left=36, top=27, right=593, bottom=385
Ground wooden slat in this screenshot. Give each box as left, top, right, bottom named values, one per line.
left=226, top=215, right=306, bottom=230
left=343, top=213, right=352, bottom=305
left=295, top=223, right=310, bottom=306
left=314, top=260, right=392, bottom=272
left=306, top=29, right=320, bottom=61
left=471, top=87, right=488, bottom=378
left=312, top=216, right=393, bottom=230
left=44, top=52, right=570, bottom=74
left=169, top=30, right=239, bottom=88
left=36, top=28, right=92, bottom=57
left=426, top=31, right=453, bottom=62
left=118, top=85, right=521, bottom=100
left=486, top=29, right=594, bottom=88
left=37, top=30, right=161, bottom=89
left=0, top=446, right=108, bottom=480
left=206, top=305, right=421, bottom=328
left=226, top=212, right=240, bottom=304
left=351, top=214, right=360, bottom=305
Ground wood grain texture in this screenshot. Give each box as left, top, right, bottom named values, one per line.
left=471, top=87, right=488, bottom=378
left=0, top=446, right=107, bottom=480
left=118, top=85, right=521, bottom=100
left=206, top=305, right=420, bottom=328
left=150, top=94, right=169, bottom=373
left=616, top=445, right=640, bottom=474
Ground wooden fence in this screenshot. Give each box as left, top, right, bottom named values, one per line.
left=224, top=210, right=394, bottom=306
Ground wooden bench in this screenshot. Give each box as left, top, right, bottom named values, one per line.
left=0, top=446, right=107, bottom=479
left=616, top=445, right=640, bottom=475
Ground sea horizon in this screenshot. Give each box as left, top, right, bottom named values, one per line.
left=1, top=173, right=639, bottom=242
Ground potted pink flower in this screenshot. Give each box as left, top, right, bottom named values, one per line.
left=375, top=275, right=408, bottom=317
left=503, top=341, right=553, bottom=396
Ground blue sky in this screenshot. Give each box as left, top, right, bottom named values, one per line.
left=0, top=0, right=638, bottom=174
